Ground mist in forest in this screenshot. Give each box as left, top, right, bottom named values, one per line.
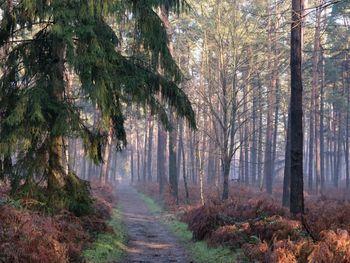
left=0, top=0, right=350, bottom=262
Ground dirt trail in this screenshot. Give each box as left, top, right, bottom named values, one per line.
left=117, top=184, right=191, bottom=263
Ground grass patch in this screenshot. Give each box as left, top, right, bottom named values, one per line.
left=139, top=192, right=242, bottom=263
left=83, top=208, right=127, bottom=263
left=139, top=193, right=162, bottom=213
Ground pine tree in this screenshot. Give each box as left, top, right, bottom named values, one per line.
left=0, top=0, right=195, bottom=213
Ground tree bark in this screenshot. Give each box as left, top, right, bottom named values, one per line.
left=179, top=121, right=189, bottom=202
left=313, top=3, right=322, bottom=194
left=283, top=106, right=291, bottom=207
left=47, top=39, right=66, bottom=196
left=100, top=120, right=113, bottom=185
left=157, top=120, right=167, bottom=194
left=264, top=0, right=277, bottom=194
left=289, top=0, right=304, bottom=214
left=169, top=113, right=178, bottom=203
left=147, top=117, right=154, bottom=181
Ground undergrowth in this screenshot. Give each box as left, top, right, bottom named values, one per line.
left=138, top=182, right=350, bottom=263
left=0, top=182, right=121, bottom=263
left=83, top=208, right=127, bottom=263
left=139, top=192, right=243, bottom=263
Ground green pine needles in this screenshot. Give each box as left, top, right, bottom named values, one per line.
left=0, top=0, right=195, bottom=214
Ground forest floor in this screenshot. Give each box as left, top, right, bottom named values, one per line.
left=117, top=184, right=192, bottom=263
left=136, top=182, right=350, bottom=263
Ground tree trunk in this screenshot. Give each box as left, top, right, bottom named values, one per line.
left=320, top=49, right=326, bottom=190
left=147, top=117, right=154, bottom=181
left=157, top=120, right=167, bottom=194
left=222, top=158, right=230, bottom=200
left=142, top=119, right=148, bottom=182
left=283, top=106, right=291, bottom=207
left=131, top=146, right=134, bottom=183
left=169, top=113, right=178, bottom=204
left=100, top=120, right=113, bottom=185
left=345, top=50, right=350, bottom=188
left=264, top=0, right=277, bottom=194
left=258, top=77, right=264, bottom=188
left=289, top=0, right=304, bottom=214
left=313, top=4, right=322, bottom=194
left=47, top=39, right=66, bottom=196
left=308, top=96, right=315, bottom=192
left=251, top=87, right=258, bottom=185
left=272, top=83, right=279, bottom=182
left=137, top=129, right=141, bottom=182
left=179, top=122, right=189, bottom=202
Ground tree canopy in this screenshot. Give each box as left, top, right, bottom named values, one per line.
left=0, top=0, right=195, bottom=213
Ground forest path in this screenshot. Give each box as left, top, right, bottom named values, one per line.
left=117, top=184, right=192, bottom=263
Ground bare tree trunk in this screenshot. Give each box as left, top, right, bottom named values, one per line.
left=251, top=87, right=258, bottom=185
left=131, top=146, right=134, bottom=184
left=179, top=121, right=189, bottom=202
left=272, top=83, right=279, bottom=181
left=243, top=82, right=250, bottom=185
left=137, top=129, right=141, bottom=182
left=100, top=120, right=113, bottom=185
left=289, top=0, right=304, bottom=214
left=335, top=118, right=342, bottom=188
left=196, top=132, right=205, bottom=205
left=142, top=119, right=148, bottom=182
left=320, top=49, right=326, bottom=190
left=169, top=113, right=178, bottom=203
left=207, top=136, right=216, bottom=184
left=190, top=131, right=196, bottom=184
left=283, top=106, right=291, bottom=207
left=147, top=117, right=154, bottom=181
left=264, top=0, right=277, bottom=194
left=308, top=93, right=315, bottom=192
left=258, top=77, right=264, bottom=188
left=239, top=134, right=244, bottom=183
left=313, top=4, right=322, bottom=194
left=157, top=121, right=167, bottom=194
left=345, top=50, right=350, bottom=188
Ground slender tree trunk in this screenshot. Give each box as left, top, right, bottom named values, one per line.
left=157, top=120, right=167, bottom=194
left=345, top=50, right=350, bottom=188
left=131, top=146, right=134, bottom=184
left=222, top=157, right=230, bottom=200
left=169, top=113, right=178, bottom=203
left=258, top=78, right=264, bottom=188
left=100, top=120, right=113, bottom=185
left=272, top=83, right=279, bottom=182
left=283, top=106, right=291, bottom=207
left=196, top=133, right=205, bottom=205
left=190, top=131, right=196, bottom=184
left=137, top=129, right=141, bottom=182
left=243, top=81, right=250, bottom=185
left=308, top=95, right=315, bottom=192
left=251, top=87, right=258, bottom=185
left=320, top=49, right=326, bottom=190
left=179, top=122, right=189, bottom=202
left=239, top=127, right=244, bottom=183
left=207, top=136, right=216, bottom=184
left=335, top=119, right=342, bottom=188
left=313, top=4, right=322, bottom=194
left=289, top=0, right=304, bottom=214
left=264, top=0, right=277, bottom=194
left=147, top=117, right=154, bottom=181
left=142, top=119, right=148, bottom=182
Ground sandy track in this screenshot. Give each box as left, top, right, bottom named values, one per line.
left=117, top=184, right=192, bottom=263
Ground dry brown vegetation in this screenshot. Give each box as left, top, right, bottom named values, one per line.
left=138, top=182, right=350, bottom=263
left=0, top=182, right=116, bottom=263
